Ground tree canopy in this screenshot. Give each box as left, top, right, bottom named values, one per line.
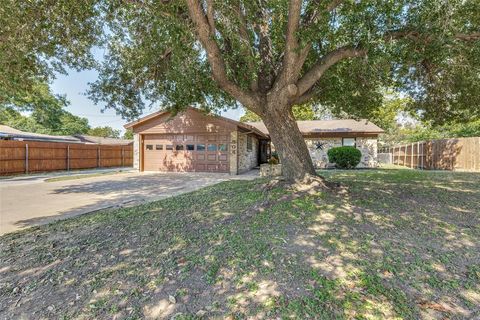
left=87, top=126, right=121, bottom=138
left=1, top=0, right=479, bottom=180
left=240, top=104, right=318, bottom=122
left=0, top=82, right=121, bottom=137
left=2, top=0, right=479, bottom=122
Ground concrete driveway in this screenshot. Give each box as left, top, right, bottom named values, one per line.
left=0, top=170, right=258, bottom=235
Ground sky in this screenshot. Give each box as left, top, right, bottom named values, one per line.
left=51, top=68, right=246, bottom=135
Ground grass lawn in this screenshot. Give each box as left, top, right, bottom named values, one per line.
left=1, top=168, right=479, bottom=319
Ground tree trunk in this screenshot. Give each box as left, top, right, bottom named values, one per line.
left=261, top=102, right=317, bottom=182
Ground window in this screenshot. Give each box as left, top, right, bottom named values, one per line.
left=342, top=138, right=356, bottom=147
left=207, top=144, right=217, bottom=151
left=186, top=144, right=195, bottom=151
left=146, top=144, right=153, bottom=150
left=166, top=145, right=173, bottom=150
left=218, top=144, right=228, bottom=151
left=155, top=144, right=163, bottom=150
left=247, top=136, right=252, bottom=151
left=176, top=144, right=184, bottom=151
left=197, top=144, right=205, bottom=151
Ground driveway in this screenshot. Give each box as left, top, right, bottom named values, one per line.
left=0, top=170, right=258, bottom=235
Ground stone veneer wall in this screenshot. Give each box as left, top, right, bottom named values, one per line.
left=133, top=133, right=140, bottom=170
left=229, top=131, right=238, bottom=175
left=305, top=137, right=378, bottom=168
left=237, top=133, right=259, bottom=173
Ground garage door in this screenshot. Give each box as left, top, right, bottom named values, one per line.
left=143, top=134, right=230, bottom=172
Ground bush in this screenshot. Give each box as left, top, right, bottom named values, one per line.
left=269, top=151, right=280, bottom=164
left=327, top=146, right=361, bottom=169
left=268, top=157, right=279, bottom=165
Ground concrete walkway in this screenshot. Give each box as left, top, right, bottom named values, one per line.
left=0, top=170, right=258, bottom=235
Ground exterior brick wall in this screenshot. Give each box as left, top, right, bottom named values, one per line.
left=305, top=137, right=378, bottom=168
left=238, top=133, right=259, bottom=173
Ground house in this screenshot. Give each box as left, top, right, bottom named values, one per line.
left=124, top=107, right=268, bottom=173
left=73, top=135, right=133, bottom=145
left=246, top=119, right=384, bottom=168
left=124, top=107, right=384, bottom=174
left=0, top=125, right=81, bottom=143
left=0, top=125, right=133, bottom=145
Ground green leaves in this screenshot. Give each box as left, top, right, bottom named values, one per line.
left=1, top=0, right=479, bottom=124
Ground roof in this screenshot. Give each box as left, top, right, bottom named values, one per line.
left=124, top=107, right=269, bottom=139
left=0, top=125, right=133, bottom=145
left=245, top=119, right=384, bottom=136
left=74, top=135, right=133, bottom=145
left=0, top=125, right=82, bottom=143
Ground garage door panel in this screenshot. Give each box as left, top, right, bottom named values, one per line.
left=195, top=163, right=206, bottom=171
left=143, top=134, right=230, bottom=173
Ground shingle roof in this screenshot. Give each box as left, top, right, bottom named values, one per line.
left=124, top=107, right=269, bottom=139
left=245, top=119, right=384, bottom=136
left=74, top=135, right=133, bottom=145
left=0, top=125, right=81, bottom=143
left=0, top=125, right=133, bottom=145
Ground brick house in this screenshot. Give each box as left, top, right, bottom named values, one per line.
left=124, top=107, right=383, bottom=174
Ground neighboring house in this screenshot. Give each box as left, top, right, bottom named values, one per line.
left=246, top=119, right=384, bottom=168
left=0, top=125, right=133, bottom=145
left=0, top=125, right=81, bottom=143
left=125, top=107, right=384, bottom=174
left=74, top=135, right=133, bottom=145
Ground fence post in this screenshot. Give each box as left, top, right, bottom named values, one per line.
left=422, top=142, right=425, bottom=169
left=411, top=143, right=414, bottom=168
left=416, top=142, right=419, bottom=169
left=25, top=144, right=29, bottom=174
left=121, top=147, right=124, bottom=167
left=67, top=145, right=70, bottom=171
left=97, top=147, right=100, bottom=168
left=403, top=145, right=407, bottom=167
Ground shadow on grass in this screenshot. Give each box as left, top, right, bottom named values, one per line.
left=1, top=168, right=479, bottom=319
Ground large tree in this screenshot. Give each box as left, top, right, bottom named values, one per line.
left=1, top=1, right=479, bottom=181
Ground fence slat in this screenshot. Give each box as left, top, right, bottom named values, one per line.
left=1, top=140, right=133, bottom=175
left=382, top=137, right=479, bottom=172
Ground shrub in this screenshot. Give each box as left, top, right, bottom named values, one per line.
left=268, top=157, right=279, bottom=165
left=327, top=146, right=361, bottom=169
left=269, top=151, right=280, bottom=164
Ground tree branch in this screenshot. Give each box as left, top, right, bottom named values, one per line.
left=186, top=0, right=258, bottom=110
left=274, top=0, right=303, bottom=90
left=385, top=30, right=480, bottom=42
left=255, top=5, right=275, bottom=93
left=206, top=0, right=215, bottom=32
left=296, top=46, right=366, bottom=97
left=302, top=0, right=344, bottom=28
left=292, top=88, right=319, bottom=105
left=234, top=3, right=257, bottom=91
left=327, top=0, right=343, bottom=11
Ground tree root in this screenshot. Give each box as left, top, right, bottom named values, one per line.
left=292, top=173, right=347, bottom=194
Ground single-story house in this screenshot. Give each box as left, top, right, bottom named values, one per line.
left=0, top=125, right=132, bottom=145
left=0, top=125, right=81, bottom=143
left=124, top=107, right=384, bottom=174
left=246, top=119, right=384, bottom=168
left=73, top=135, right=133, bottom=145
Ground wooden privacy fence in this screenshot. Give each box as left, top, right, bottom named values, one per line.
left=379, top=137, right=480, bottom=171
left=0, top=140, right=133, bottom=175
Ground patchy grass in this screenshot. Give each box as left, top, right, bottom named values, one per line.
left=44, top=170, right=128, bottom=182
left=1, top=168, right=479, bottom=319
